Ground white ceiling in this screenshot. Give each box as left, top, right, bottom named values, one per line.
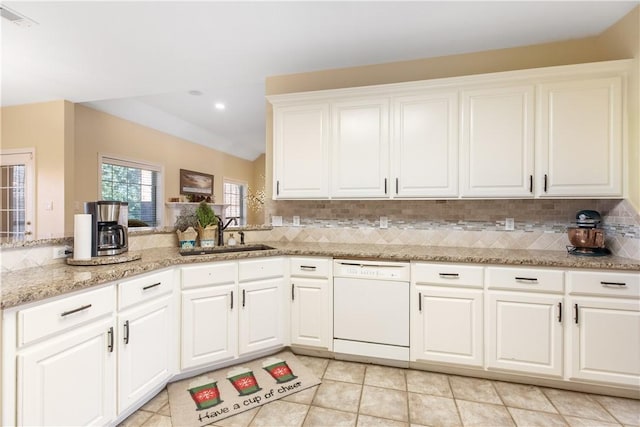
left=2, top=1, right=637, bottom=161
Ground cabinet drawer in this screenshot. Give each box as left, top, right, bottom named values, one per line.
left=486, top=267, right=563, bottom=293
left=412, top=263, right=483, bottom=288
left=290, top=257, right=331, bottom=278
left=239, top=257, right=285, bottom=282
left=18, top=284, right=115, bottom=347
left=182, top=262, right=237, bottom=289
left=568, top=270, right=640, bottom=298
left=119, top=269, right=173, bottom=310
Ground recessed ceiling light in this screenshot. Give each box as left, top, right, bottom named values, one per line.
left=214, top=103, right=226, bottom=111
left=188, top=90, right=203, bottom=96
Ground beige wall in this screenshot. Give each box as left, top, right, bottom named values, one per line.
left=247, top=153, right=266, bottom=225
left=74, top=104, right=257, bottom=227
left=0, top=101, right=72, bottom=239
left=265, top=6, right=640, bottom=212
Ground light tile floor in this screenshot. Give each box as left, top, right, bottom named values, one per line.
left=119, top=356, right=640, bottom=427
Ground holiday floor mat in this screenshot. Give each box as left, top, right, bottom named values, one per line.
left=167, top=351, right=321, bottom=426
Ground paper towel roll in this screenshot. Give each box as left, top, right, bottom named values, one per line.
left=73, top=214, right=92, bottom=260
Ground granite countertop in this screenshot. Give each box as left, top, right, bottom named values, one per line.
left=2, top=242, right=638, bottom=310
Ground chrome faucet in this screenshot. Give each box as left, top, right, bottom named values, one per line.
left=215, top=216, right=238, bottom=246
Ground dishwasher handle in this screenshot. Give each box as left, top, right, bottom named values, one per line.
left=337, top=261, right=406, bottom=268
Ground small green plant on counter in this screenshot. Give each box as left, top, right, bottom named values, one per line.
left=195, top=201, right=218, bottom=228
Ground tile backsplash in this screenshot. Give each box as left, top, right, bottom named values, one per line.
left=2, top=199, right=638, bottom=272
left=257, top=198, right=639, bottom=259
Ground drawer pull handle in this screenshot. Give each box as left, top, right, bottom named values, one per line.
left=142, top=282, right=161, bottom=291
left=230, top=291, right=234, bottom=310
left=292, top=284, right=295, bottom=301
left=107, top=327, right=114, bottom=353
left=557, top=302, right=562, bottom=323
left=418, top=292, right=422, bottom=312
left=242, top=289, right=246, bottom=308
left=515, top=277, right=538, bottom=284
left=574, top=304, right=579, bottom=325
left=601, top=281, right=627, bottom=288
left=124, top=320, right=130, bottom=344
left=60, top=304, right=92, bottom=317
left=300, top=265, right=317, bottom=271
left=439, top=273, right=459, bottom=279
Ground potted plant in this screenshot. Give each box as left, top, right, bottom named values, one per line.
left=195, top=201, right=219, bottom=247
left=175, top=206, right=199, bottom=248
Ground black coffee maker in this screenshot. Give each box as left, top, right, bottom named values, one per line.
left=84, top=201, right=129, bottom=257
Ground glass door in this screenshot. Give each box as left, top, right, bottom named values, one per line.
left=0, top=150, right=34, bottom=241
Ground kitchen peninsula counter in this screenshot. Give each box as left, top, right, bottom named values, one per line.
left=2, top=242, right=638, bottom=309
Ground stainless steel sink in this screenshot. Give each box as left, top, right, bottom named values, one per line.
left=179, top=244, right=276, bottom=256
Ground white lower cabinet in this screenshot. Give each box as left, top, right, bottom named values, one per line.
left=486, top=266, right=564, bottom=377
left=239, top=277, right=286, bottom=354
left=567, top=270, right=640, bottom=388
left=181, top=261, right=238, bottom=370
left=487, top=292, right=563, bottom=377
left=413, top=285, right=483, bottom=367
left=411, top=263, right=484, bottom=367
left=117, top=270, right=175, bottom=414
left=290, top=257, right=332, bottom=349
left=18, top=316, right=116, bottom=426
left=182, top=284, right=237, bottom=369
left=8, top=284, right=117, bottom=426
left=117, top=294, right=173, bottom=412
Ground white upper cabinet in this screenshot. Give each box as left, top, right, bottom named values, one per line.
left=460, top=85, right=535, bottom=198
left=392, top=91, right=459, bottom=198
left=331, top=98, right=390, bottom=198
left=273, top=103, right=330, bottom=199
left=269, top=60, right=630, bottom=200
left=537, top=76, right=623, bottom=197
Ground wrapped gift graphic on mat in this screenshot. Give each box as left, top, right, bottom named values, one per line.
left=262, top=357, right=298, bottom=383
left=188, top=378, right=223, bottom=410
left=227, top=367, right=262, bottom=395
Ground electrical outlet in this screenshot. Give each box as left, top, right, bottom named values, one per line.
left=380, top=216, right=388, bottom=229
left=505, top=218, right=515, bottom=231
left=52, top=245, right=72, bottom=259
left=271, top=215, right=283, bottom=227
left=292, top=216, right=300, bottom=226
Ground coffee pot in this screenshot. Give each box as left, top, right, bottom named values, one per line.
left=84, top=201, right=129, bottom=256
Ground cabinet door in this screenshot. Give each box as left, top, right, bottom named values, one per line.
left=569, top=297, right=640, bottom=387
left=273, top=103, right=330, bottom=199
left=18, top=317, right=116, bottom=426
left=181, top=284, right=237, bottom=369
left=412, top=286, right=483, bottom=367
left=118, top=295, right=174, bottom=413
left=488, top=292, right=563, bottom=377
left=331, top=98, right=390, bottom=198
left=393, top=91, right=458, bottom=198
left=461, top=85, right=535, bottom=197
left=291, top=277, right=330, bottom=349
left=239, top=278, right=285, bottom=354
left=537, top=77, right=622, bottom=197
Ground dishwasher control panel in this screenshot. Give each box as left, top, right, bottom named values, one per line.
left=333, top=259, right=410, bottom=281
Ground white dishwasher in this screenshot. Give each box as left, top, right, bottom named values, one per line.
left=333, top=259, right=410, bottom=361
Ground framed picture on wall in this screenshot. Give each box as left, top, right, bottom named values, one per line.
left=180, top=169, right=214, bottom=195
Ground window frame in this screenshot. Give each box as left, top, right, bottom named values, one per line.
left=98, top=153, right=164, bottom=229
left=222, top=178, right=247, bottom=226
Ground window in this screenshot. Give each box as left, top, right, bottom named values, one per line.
left=100, top=155, right=163, bottom=227
left=223, top=180, right=246, bottom=225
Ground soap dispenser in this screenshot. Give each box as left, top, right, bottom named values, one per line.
left=227, top=233, right=237, bottom=246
